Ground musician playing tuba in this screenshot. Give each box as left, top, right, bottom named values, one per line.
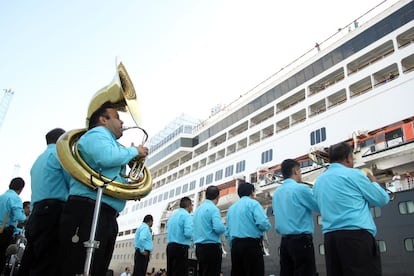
left=57, top=70, right=149, bottom=275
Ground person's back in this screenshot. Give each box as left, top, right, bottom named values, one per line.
left=313, top=142, right=389, bottom=276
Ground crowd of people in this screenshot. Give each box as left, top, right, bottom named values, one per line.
left=0, top=100, right=395, bottom=276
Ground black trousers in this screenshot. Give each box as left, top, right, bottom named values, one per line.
left=324, top=229, right=382, bottom=276
left=0, top=226, right=14, bottom=274
left=166, top=242, right=189, bottom=276
left=133, top=249, right=150, bottom=276
left=231, top=238, right=264, bottom=276
left=279, top=234, right=317, bottom=276
left=195, top=243, right=222, bottom=276
left=57, top=196, right=118, bottom=276
left=18, top=199, right=65, bottom=276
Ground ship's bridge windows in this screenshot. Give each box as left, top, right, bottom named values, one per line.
left=404, top=238, right=414, bottom=252
left=347, top=40, right=394, bottom=75
left=397, top=26, right=414, bottom=48
left=402, top=54, right=414, bottom=73
left=277, top=89, right=305, bottom=114
left=309, top=99, right=326, bottom=117
left=236, top=160, right=246, bottom=173
left=373, top=63, right=399, bottom=87
left=251, top=107, right=274, bottom=127
left=261, top=149, right=273, bottom=164
left=310, top=128, right=327, bottom=146
left=398, top=200, right=414, bottom=214
left=327, top=89, right=347, bottom=109
left=349, top=76, right=372, bottom=98
left=225, top=165, right=234, bottom=177
left=308, top=68, right=344, bottom=96
left=206, top=174, right=213, bottom=185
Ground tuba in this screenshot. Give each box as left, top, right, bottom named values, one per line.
left=56, top=61, right=152, bottom=200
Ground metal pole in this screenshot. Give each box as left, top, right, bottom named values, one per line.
left=83, top=186, right=105, bottom=276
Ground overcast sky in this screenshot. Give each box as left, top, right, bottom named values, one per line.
left=0, top=0, right=398, bottom=201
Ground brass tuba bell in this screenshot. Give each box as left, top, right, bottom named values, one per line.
left=56, top=61, right=152, bottom=200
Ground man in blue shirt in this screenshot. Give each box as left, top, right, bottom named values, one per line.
left=166, top=196, right=193, bottom=276
left=193, top=185, right=225, bottom=276
left=19, top=128, right=70, bottom=276
left=58, top=102, right=148, bottom=276
left=313, top=142, right=390, bottom=276
left=272, top=159, right=319, bottom=276
left=133, top=214, right=153, bottom=276
left=226, top=182, right=271, bottom=276
left=0, top=177, right=27, bottom=275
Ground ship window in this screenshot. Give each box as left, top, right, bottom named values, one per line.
left=236, top=160, right=246, bottom=173
left=377, top=240, right=386, bottom=253
left=225, top=165, right=234, bottom=177
left=319, top=244, right=325, bottom=255
left=261, top=149, right=273, bottom=164
left=169, top=189, right=175, bottom=198
left=182, top=183, right=188, bottom=193
left=310, top=127, right=327, bottom=145
left=215, top=169, right=223, bottom=181
left=158, top=194, right=163, bottom=202
left=371, top=206, right=382, bottom=217
left=190, top=180, right=196, bottom=190
left=199, top=177, right=205, bottom=187
left=206, top=174, right=213, bottom=185
left=399, top=200, right=414, bottom=214
left=404, top=238, right=414, bottom=251
left=175, top=186, right=181, bottom=196
left=164, top=192, right=168, bottom=200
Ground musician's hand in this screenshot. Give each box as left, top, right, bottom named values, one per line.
left=137, top=145, right=148, bottom=158
left=366, top=172, right=378, bottom=183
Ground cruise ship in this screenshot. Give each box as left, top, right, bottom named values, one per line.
left=110, top=0, right=414, bottom=275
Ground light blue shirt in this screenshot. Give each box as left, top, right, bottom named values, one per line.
left=167, top=208, right=193, bottom=246
left=193, top=199, right=225, bottom=244
left=30, top=144, right=71, bottom=207
left=69, top=126, right=138, bottom=212
left=226, top=196, right=271, bottom=243
left=134, top=222, right=153, bottom=253
left=313, top=163, right=390, bottom=236
left=272, top=178, right=319, bottom=235
left=0, top=190, right=26, bottom=228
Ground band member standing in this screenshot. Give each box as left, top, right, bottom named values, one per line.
left=313, top=142, right=389, bottom=276
left=272, top=159, right=319, bottom=276
left=133, top=214, right=153, bottom=276
left=226, top=182, right=271, bottom=276
left=19, top=128, right=70, bottom=276
left=57, top=102, right=148, bottom=276
left=193, top=185, right=226, bottom=276
left=166, top=196, right=193, bottom=276
left=0, top=177, right=27, bottom=275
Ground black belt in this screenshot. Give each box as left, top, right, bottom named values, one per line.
left=282, top=233, right=312, bottom=238
left=68, top=195, right=118, bottom=218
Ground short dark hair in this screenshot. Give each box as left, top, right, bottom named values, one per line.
left=46, top=128, right=65, bottom=144
left=23, top=201, right=30, bottom=208
left=237, top=182, right=255, bottom=197
left=9, top=177, right=25, bottom=191
left=179, top=197, right=192, bottom=208
left=329, top=142, right=353, bottom=163
left=88, top=102, right=116, bottom=129
left=206, top=186, right=220, bottom=200
left=281, top=159, right=300, bottom=179
left=143, top=214, right=153, bottom=223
